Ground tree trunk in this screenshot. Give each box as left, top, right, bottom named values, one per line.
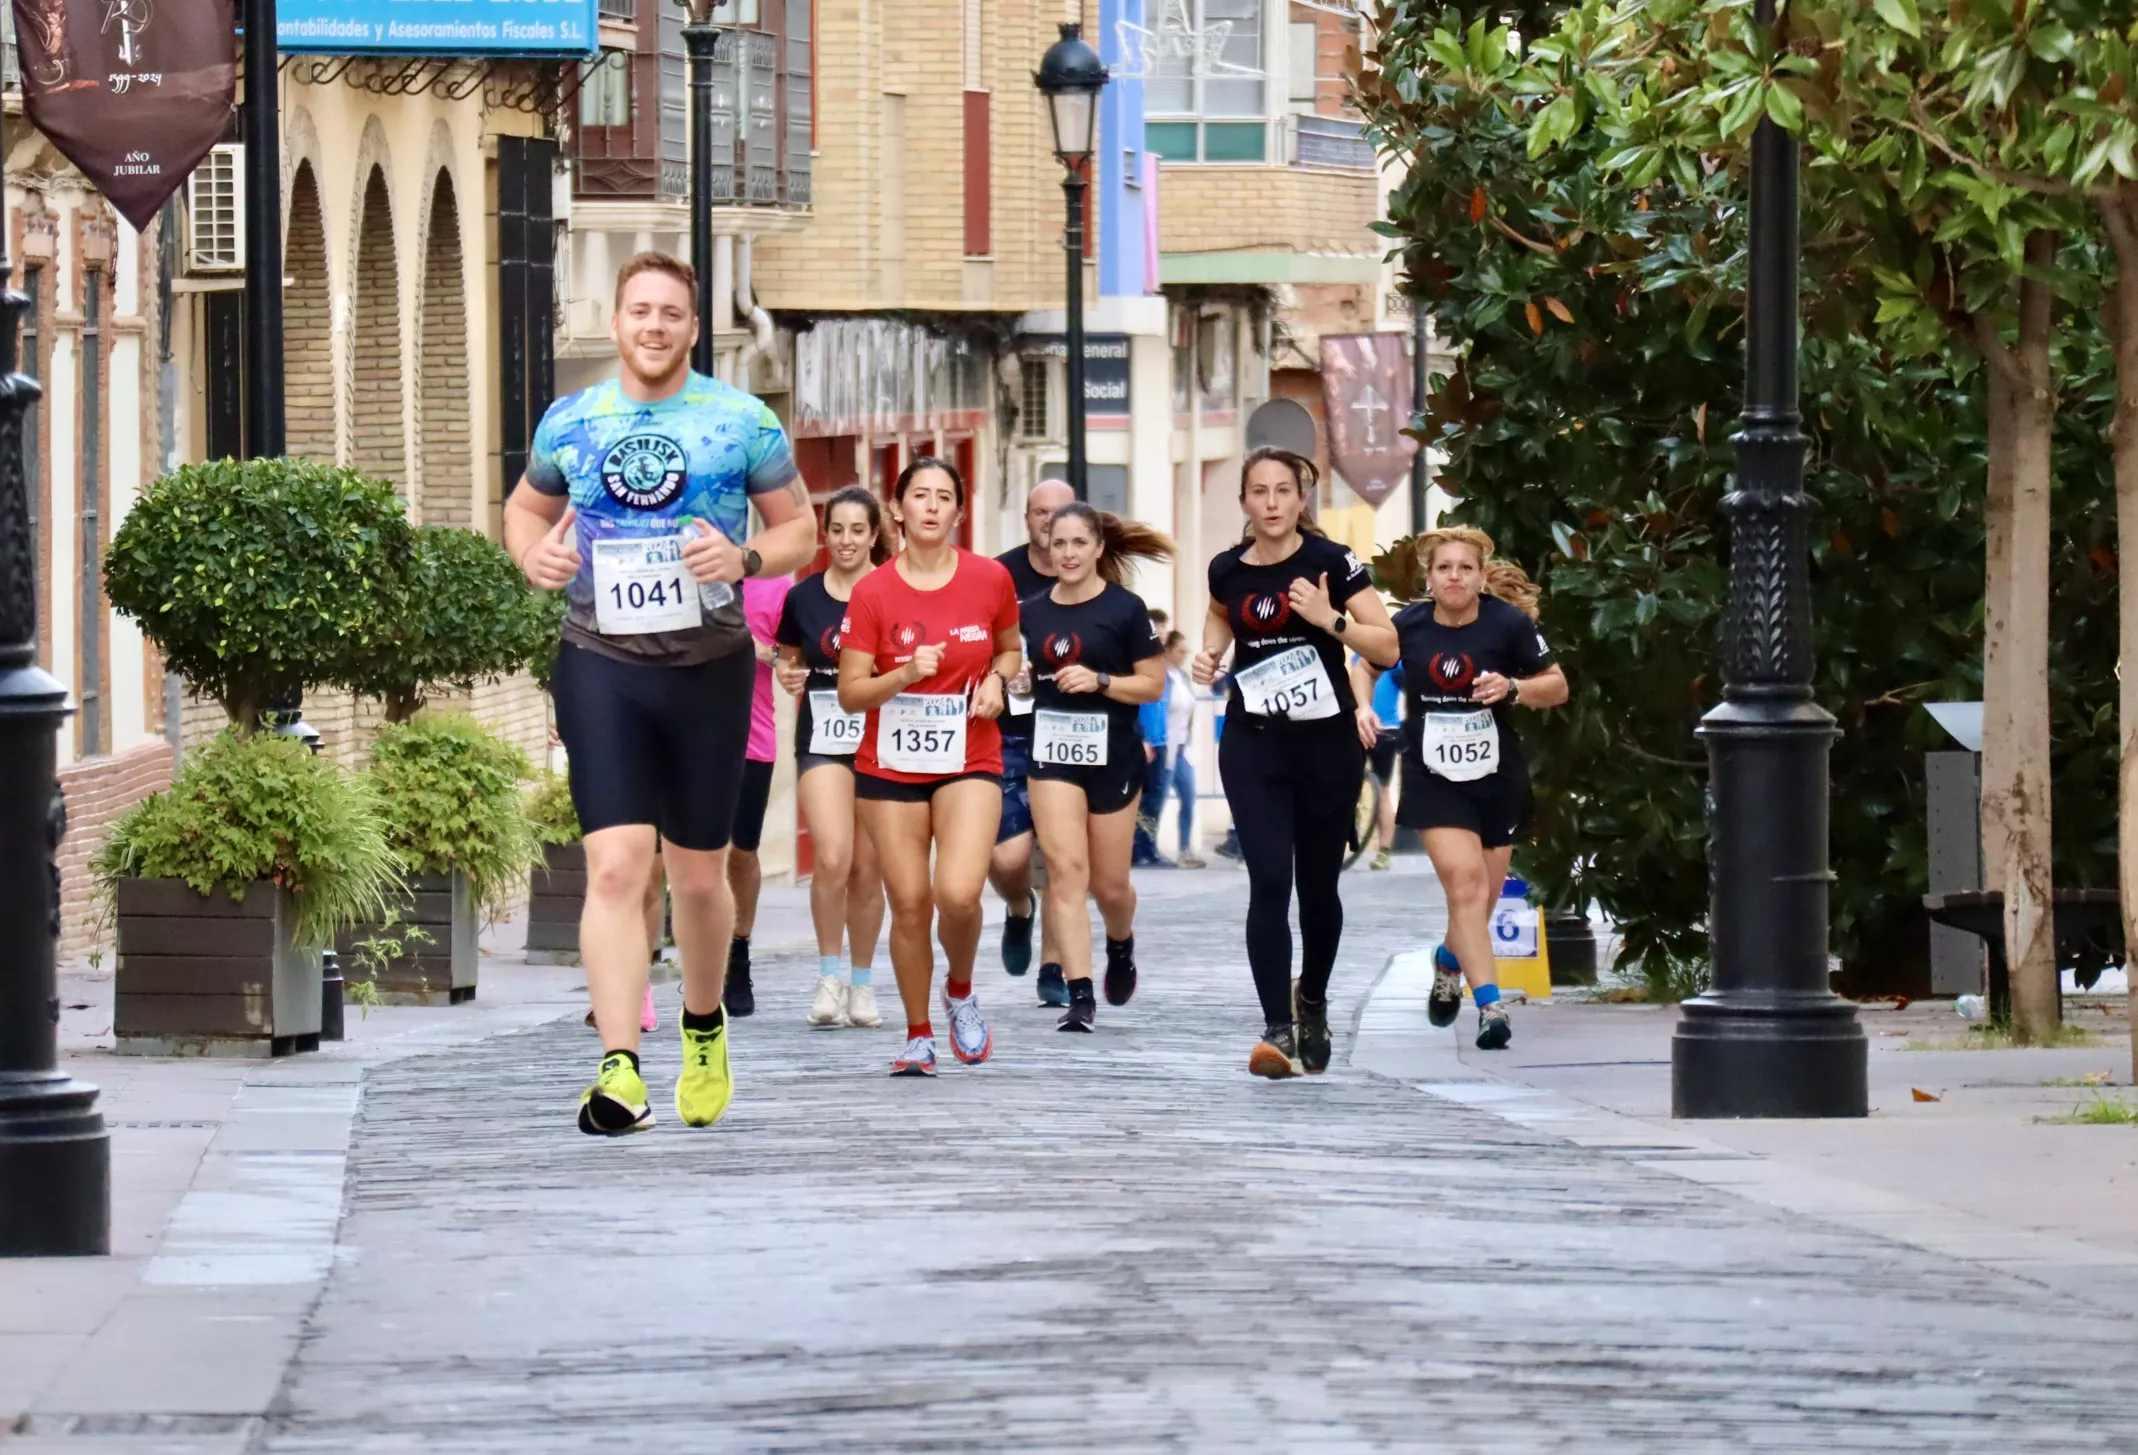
left=2100, top=188, right=2138, bottom=1078
left=1975, top=232, right=2060, bottom=1045
left=385, top=690, right=423, bottom=725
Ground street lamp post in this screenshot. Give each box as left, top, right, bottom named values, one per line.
left=1671, top=0, right=1866, bottom=1119
left=1036, top=24, right=1107, bottom=503
left=0, top=103, right=109, bottom=1256
left=242, top=0, right=285, bottom=459
left=680, top=0, right=726, bottom=375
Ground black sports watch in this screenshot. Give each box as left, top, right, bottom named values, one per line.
left=1096, top=672, right=1114, bottom=694
left=1329, top=612, right=1349, bottom=637
left=741, top=547, right=763, bottom=579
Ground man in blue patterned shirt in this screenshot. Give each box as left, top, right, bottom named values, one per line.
left=506, top=252, right=816, bottom=1138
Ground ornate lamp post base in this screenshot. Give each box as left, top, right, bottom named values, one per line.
left=0, top=663, right=108, bottom=1257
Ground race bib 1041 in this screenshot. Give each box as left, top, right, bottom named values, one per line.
left=1034, top=709, right=1108, bottom=766
left=808, top=690, right=865, bottom=756
left=878, top=693, right=968, bottom=775
left=591, top=534, right=703, bottom=636
left=1421, top=708, right=1500, bottom=782
left=1234, top=644, right=1339, bottom=721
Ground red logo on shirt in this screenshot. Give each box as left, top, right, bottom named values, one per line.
left=819, top=625, right=842, bottom=660
left=1042, top=632, right=1083, bottom=667
left=889, top=621, right=928, bottom=654
left=1238, top=592, right=1292, bottom=634
left=1429, top=652, right=1477, bottom=695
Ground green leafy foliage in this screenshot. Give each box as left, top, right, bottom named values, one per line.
left=92, top=730, right=399, bottom=950
left=1359, top=0, right=2120, bottom=982
left=102, top=458, right=417, bottom=729
left=343, top=525, right=562, bottom=723
left=523, top=771, right=582, bottom=846
left=365, top=714, right=540, bottom=916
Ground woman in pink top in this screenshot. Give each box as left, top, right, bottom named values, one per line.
left=721, top=572, right=793, bottom=1017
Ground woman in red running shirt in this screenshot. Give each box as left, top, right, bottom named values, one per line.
left=838, top=458, right=1024, bottom=1077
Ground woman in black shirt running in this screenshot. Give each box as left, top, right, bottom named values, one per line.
left=1351, top=526, right=1567, bottom=1051
left=774, top=486, right=893, bottom=1031
left=1022, top=503, right=1172, bottom=1032
left=1194, top=447, right=1399, bottom=1078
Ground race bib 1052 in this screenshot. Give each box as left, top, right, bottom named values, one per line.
left=1421, top=708, right=1500, bottom=782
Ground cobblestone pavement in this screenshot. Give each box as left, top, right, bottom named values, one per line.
left=259, top=873, right=2138, bottom=1453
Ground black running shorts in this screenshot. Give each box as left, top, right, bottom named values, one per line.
left=731, top=757, right=775, bottom=854
left=552, top=641, right=754, bottom=853
left=1396, top=765, right=1529, bottom=851
left=1030, top=754, right=1144, bottom=816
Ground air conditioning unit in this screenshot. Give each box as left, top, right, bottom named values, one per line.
left=185, top=144, right=243, bottom=274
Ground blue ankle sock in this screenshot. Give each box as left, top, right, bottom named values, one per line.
left=819, top=955, right=840, bottom=981
left=1474, top=983, right=1502, bottom=1009
left=848, top=962, right=872, bottom=988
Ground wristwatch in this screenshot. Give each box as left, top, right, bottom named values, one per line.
left=1329, top=612, right=1349, bottom=637
left=741, top=547, right=763, bottom=579
left=1096, top=672, right=1114, bottom=693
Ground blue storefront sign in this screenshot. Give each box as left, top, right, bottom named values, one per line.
left=280, top=0, right=599, bottom=57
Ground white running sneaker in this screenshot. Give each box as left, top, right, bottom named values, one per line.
left=807, top=974, right=848, bottom=1028
left=845, top=983, right=882, bottom=1028
left=944, top=992, right=993, bottom=1065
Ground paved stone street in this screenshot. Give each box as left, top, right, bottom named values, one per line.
left=245, top=871, right=2138, bottom=1453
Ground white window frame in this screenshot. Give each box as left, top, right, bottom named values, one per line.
left=1140, top=0, right=1275, bottom=165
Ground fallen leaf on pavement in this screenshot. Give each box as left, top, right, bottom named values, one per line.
left=2084, top=1070, right=2112, bottom=1086
left=1911, top=1088, right=1941, bottom=1103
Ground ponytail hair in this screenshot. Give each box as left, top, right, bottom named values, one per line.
left=1237, top=446, right=1327, bottom=543
left=824, top=484, right=894, bottom=565
left=1047, top=501, right=1176, bottom=587
left=1404, top=526, right=1542, bottom=619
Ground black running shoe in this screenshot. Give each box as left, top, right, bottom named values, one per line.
left=1476, top=1002, right=1512, bottom=1050
left=1037, top=962, right=1068, bottom=1007
left=1058, top=979, right=1096, bottom=1032
left=1103, top=935, right=1137, bottom=1006
left=1428, top=944, right=1464, bottom=1029
left=1296, top=993, right=1332, bottom=1074
left=723, top=938, right=755, bottom=1018
left=1001, top=911, right=1034, bottom=977
left=1249, top=1023, right=1304, bottom=1079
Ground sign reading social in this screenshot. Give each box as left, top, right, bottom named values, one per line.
left=279, top=0, right=599, bottom=56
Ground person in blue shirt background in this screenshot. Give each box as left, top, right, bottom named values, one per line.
left=1363, top=656, right=1405, bottom=870
left=1133, top=608, right=1174, bottom=866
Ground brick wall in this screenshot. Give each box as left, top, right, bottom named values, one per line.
left=56, top=741, right=174, bottom=957
left=418, top=179, right=473, bottom=529
left=753, top=0, right=1065, bottom=314
left=287, top=167, right=338, bottom=463
left=350, top=169, right=408, bottom=491
left=1158, top=163, right=1380, bottom=257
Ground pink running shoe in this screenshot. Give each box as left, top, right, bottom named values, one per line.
left=640, top=982, right=659, bottom=1033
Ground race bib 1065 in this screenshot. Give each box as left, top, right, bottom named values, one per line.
left=808, top=690, right=865, bottom=756
left=1034, top=709, right=1108, bottom=766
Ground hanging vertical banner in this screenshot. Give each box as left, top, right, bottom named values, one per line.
left=1319, top=332, right=1418, bottom=509
left=13, top=0, right=238, bottom=230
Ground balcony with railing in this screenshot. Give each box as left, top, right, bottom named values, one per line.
left=564, top=3, right=811, bottom=212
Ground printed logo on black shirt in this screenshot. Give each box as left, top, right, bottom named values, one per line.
left=1428, top=652, right=1477, bottom=696
left=818, top=624, right=842, bottom=660
left=1041, top=632, right=1084, bottom=668
left=1238, top=592, right=1293, bottom=634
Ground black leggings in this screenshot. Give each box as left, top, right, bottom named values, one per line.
left=1218, top=718, right=1364, bottom=1026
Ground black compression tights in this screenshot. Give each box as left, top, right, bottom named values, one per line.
left=1219, top=720, right=1365, bottom=1027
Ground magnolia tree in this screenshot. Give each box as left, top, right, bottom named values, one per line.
left=1500, top=0, right=2123, bottom=1045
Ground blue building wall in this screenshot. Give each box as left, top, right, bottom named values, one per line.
left=1098, top=0, right=1150, bottom=299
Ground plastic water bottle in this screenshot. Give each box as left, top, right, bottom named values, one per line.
left=699, top=581, right=735, bottom=613
left=1956, top=994, right=1986, bottom=1021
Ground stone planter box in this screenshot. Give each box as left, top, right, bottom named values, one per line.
left=113, top=878, right=323, bottom=1058
left=335, top=870, right=478, bottom=1006
left=525, top=840, right=583, bottom=965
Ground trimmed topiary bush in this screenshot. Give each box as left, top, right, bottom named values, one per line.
left=366, top=714, right=540, bottom=916
left=103, top=458, right=417, bottom=729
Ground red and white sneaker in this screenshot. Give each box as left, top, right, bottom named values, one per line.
left=890, top=1034, right=938, bottom=1077
left=944, top=992, right=993, bottom=1065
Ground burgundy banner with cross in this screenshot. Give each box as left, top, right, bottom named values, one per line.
left=13, top=0, right=238, bottom=230
left=1319, top=332, right=1418, bottom=509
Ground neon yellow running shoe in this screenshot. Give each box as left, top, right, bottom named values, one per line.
left=675, top=1019, right=734, bottom=1128
left=578, top=1052, right=653, bottom=1136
